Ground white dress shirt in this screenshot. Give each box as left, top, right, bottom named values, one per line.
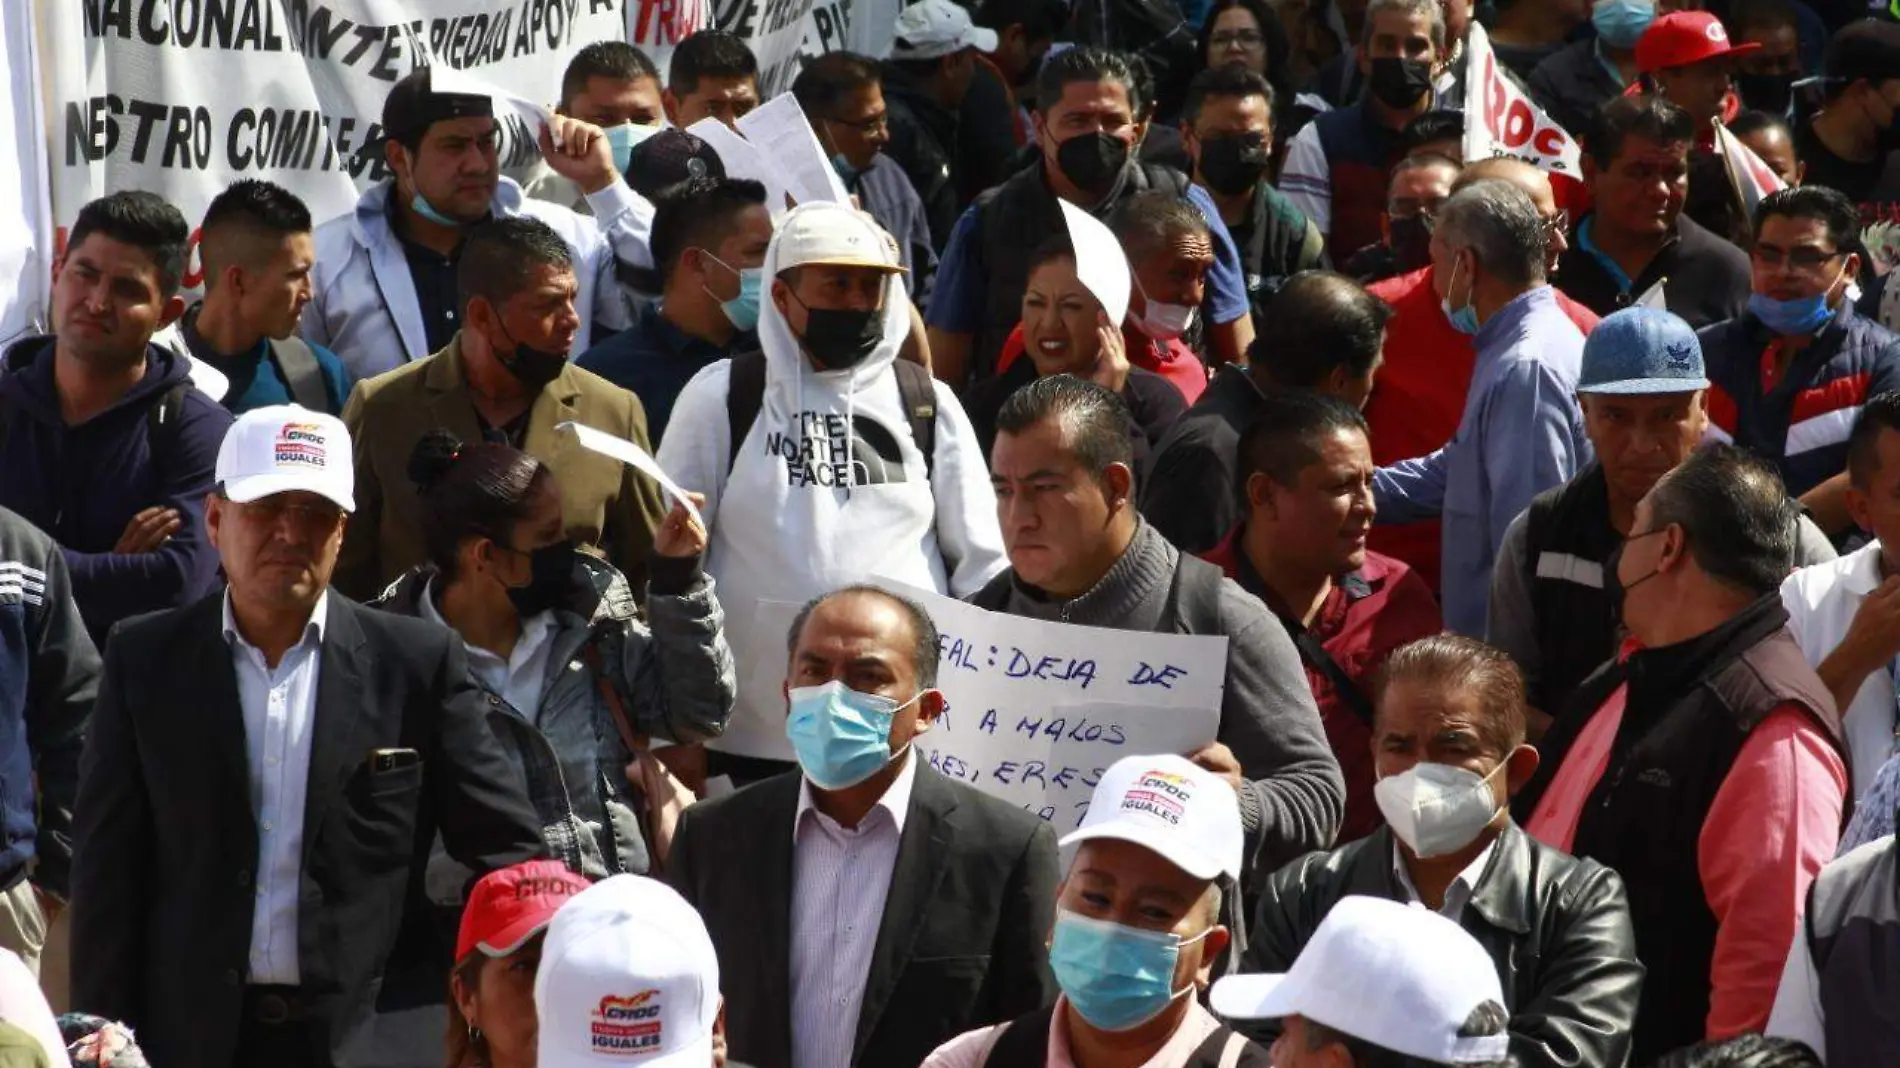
left=789, top=752, right=918, bottom=1068
left=1781, top=541, right=1899, bottom=799
left=223, top=590, right=328, bottom=986
left=419, top=577, right=558, bottom=722
left=1392, top=836, right=1498, bottom=920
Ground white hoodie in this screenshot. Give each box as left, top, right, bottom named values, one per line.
left=657, top=204, right=1006, bottom=761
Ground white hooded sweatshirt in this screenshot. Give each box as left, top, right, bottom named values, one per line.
left=657, top=204, right=1006, bottom=761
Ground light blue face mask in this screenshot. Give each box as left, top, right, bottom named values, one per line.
left=409, top=192, right=464, bottom=228
left=1440, top=254, right=1481, bottom=335
left=831, top=153, right=862, bottom=186
left=785, top=680, right=921, bottom=791
left=604, top=121, right=664, bottom=175
left=1748, top=286, right=1840, bottom=337
left=698, top=250, right=763, bottom=332
left=1592, top=0, right=1656, bottom=50
left=1048, top=909, right=1208, bottom=1032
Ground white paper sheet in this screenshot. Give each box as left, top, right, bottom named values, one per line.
left=560, top=421, right=705, bottom=529
left=685, top=118, right=791, bottom=211
left=735, top=93, right=852, bottom=207
left=1059, top=200, right=1132, bottom=326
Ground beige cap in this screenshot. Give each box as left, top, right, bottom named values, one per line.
left=774, top=203, right=907, bottom=274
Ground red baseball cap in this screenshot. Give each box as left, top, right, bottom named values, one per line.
left=1636, top=11, right=1761, bottom=73
left=456, top=860, right=591, bottom=963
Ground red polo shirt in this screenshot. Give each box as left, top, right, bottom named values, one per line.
left=1363, top=268, right=1601, bottom=592
left=1205, top=532, right=1443, bottom=842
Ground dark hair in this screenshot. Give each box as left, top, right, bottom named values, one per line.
left=1182, top=62, right=1277, bottom=126
left=1193, top=0, right=1292, bottom=99
left=67, top=191, right=191, bottom=299
left=1235, top=389, right=1368, bottom=499
left=1400, top=109, right=1465, bottom=154
left=1647, top=443, right=1796, bottom=597
left=444, top=931, right=547, bottom=1068
left=1036, top=46, right=1142, bottom=116
left=1027, top=234, right=1079, bottom=276
left=1109, top=189, right=1211, bottom=265
left=1373, top=634, right=1529, bottom=755
left=1726, top=0, right=1800, bottom=39
left=1304, top=1018, right=1512, bottom=1068
left=1586, top=94, right=1696, bottom=167
left=1644, top=1034, right=1822, bottom=1068
left=561, top=41, right=661, bottom=107
left=788, top=585, right=941, bottom=690
left=1388, top=151, right=1462, bottom=196
left=668, top=30, right=758, bottom=94
left=995, top=374, right=1137, bottom=477
left=1753, top=184, right=1861, bottom=252
left=199, top=179, right=313, bottom=286
left=1847, top=391, right=1900, bottom=488
left=974, top=0, right=1069, bottom=39
left=457, top=216, right=574, bottom=312
left=1249, top=272, right=1392, bottom=389
left=650, top=176, right=770, bottom=286
left=1727, top=108, right=1794, bottom=143
left=792, top=51, right=883, bottom=118
left=408, top=428, right=553, bottom=582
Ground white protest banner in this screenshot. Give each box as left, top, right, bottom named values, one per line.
left=560, top=421, right=705, bottom=529
left=895, top=583, right=1226, bottom=832
left=735, top=92, right=851, bottom=206
left=0, top=0, right=53, bottom=347
left=39, top=0, right=626, bottom=295
left=1461, top=24, right=1582, bottom=177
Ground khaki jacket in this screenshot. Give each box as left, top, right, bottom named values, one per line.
left=336, top=333, right=665, bottom=600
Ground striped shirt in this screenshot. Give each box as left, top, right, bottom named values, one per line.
left=789, top=751, right=917, bottom=1068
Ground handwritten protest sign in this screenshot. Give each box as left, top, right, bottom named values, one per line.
left=895, top=583, right=1226, bottom=833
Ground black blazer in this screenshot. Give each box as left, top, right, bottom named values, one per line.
left=668, top=763, right=1060, bottom=1068
left=69, top=592, right=546, bottom=1068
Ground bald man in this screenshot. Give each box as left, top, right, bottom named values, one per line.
left=1457, top=157, right=1569, bottom=276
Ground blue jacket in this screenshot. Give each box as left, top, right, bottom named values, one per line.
left=0, top=338, right=233, bottom=647
left=0, top=507, right=97, bottom=898
left=1701, top=303, right=1900, bottom=499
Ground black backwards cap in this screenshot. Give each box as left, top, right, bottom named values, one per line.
left=381, top=66, right=495, bottom=145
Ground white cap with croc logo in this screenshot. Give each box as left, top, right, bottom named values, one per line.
left=1058, top=754, right=1243, bottom=881
left=214, top=404, right=355, bottom=513
left=535, top=875, right=721, bottom=1068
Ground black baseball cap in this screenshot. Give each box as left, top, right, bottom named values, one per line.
left=1825, top=19, right=1900, bottom=87
left=381, top=67, right=494, bottom=145
left=626, top=129, right=727, bottom=200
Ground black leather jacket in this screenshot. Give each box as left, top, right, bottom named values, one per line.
left=1241, top=824, right=1643, bottom=1068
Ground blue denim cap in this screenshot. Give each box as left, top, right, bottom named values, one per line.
left=1577, top=306, right=1711, bottom=394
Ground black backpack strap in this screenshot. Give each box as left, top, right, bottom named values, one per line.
left=891, top=358, right=938, bottom=481
left=1164, top=550, right=1229, bottom=636
left=1139, top=163, right=1191, bottom=198
left=979, top=1006, right=1058, bottom=1068
left=724, top=348, right=768, bottom=474
left=1185, top=1026, right=1274, bottom=1067
left=144, top=382, right=192, bottom=457
left=1289, top=624, right=1375, bottom=727
left=267, top=336, right=330, bottom=412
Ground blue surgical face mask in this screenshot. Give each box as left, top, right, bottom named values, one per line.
left=604, top=121, right=663, bottom=175
left=1440, top=253, right=1481, bottom=335
left=785, top=680, right=923, bottom=791
left=1049, top=909, right=1208, bottom=1032
left=1748, top=287, right=1840, bottom=336
left=1592, top=0, right=1655, bottom=50
left=410, top=192, right=464, bottom=228
left=698, top=250, right=762, bottom=332
left=831, top=153, right=862, bottom=185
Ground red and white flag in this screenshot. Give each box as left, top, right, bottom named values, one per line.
left=1461, top=24, right=1584, bottom=178
left=1713, top=119, right=1787, bottom=220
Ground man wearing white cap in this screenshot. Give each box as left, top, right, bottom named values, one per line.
left=70, top=406, right=545, bottom=1068
left=658, top=202, right=1005, bottom=786
left=1213, top=895, right=1514, bottom=1068
left=535, top=874, right=730, bottom=1068
left=922, top=754, right=1270, bottom=1068
left=881, top=0, right=999, bottom=247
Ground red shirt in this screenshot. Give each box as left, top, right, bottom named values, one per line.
left=1362, top=269, right=1601, bottom=592
left=993, top=324, right=1210, bottom=405
left=1205, top=534, right=1443, bottom=842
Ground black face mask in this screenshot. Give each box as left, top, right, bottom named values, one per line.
left=1368, top=57, right=1434, bottom=110
left=1603, top=530, right=1665, bottom=628
left=1196, top=133, right=1272, bottom=196
left=506, top=540, right=579, bottom=618
left=1055, top=132, right=1131, bottom=195
left=1733, top=73, right=1792, bottom=117
left=493, top=320, right=567, bottom=390
left=1388, top=215, right=1434, bottom=273
left=794, top=297, right=884, bottom=370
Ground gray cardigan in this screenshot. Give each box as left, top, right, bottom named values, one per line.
left=991, top=523, right=1346, bottom=879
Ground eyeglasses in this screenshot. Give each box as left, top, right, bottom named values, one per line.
left=827, top=112, right=890, bottom=134
left=1751, top=244, right=1841, bottom=271
left=1212, top=30, right=1266, bottom=48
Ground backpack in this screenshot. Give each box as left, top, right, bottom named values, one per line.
left=722, top=348, right=939, bottom=478
left=265, top=336, right=330, bottom=412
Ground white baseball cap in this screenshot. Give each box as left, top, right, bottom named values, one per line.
left=773, top=202, right=907, bottom=274
left=215, top=405, right=355, bottom=513
left=1210, top=896, right=1511, bottom=1065
left=535, top=875, right=721, bottom=1068
left=890, top=0, right=999, bottom=61
left=1059, top=754, right=1243, bottom=881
